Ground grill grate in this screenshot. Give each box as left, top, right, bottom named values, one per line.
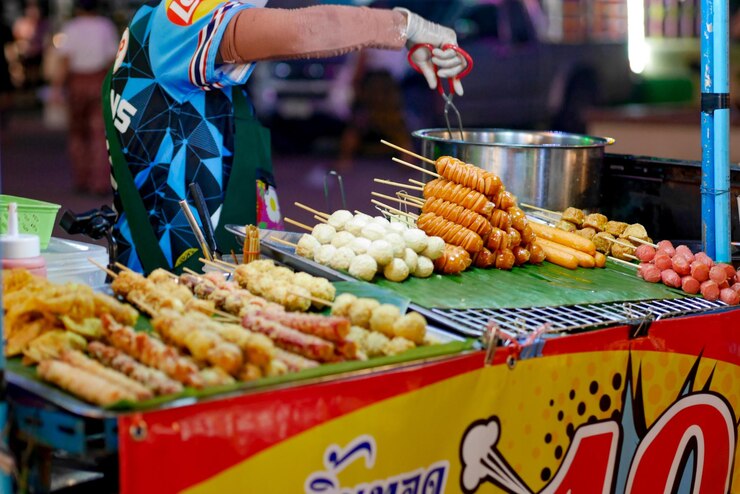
left=432, top=297, right=729, bottom=337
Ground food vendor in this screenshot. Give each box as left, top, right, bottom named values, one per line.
left=104, top=0, right=469, bottom=274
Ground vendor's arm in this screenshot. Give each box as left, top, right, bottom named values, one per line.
left=219, top=6, right=407, bottom=63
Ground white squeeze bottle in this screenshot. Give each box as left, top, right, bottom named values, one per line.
left=0, top=202, right=47, bottom=277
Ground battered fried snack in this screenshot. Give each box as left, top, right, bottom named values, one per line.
left=605, top=221, right=629, bottom=236
left=417, top=212, right=483, bottom=253
left=556, top=220, right=577, bottom=233
left=242, top=313, right=337, bottom=362
left=561, top=207, right=585, bottom=227
left=59, top=350, right=153, bottom=400
left=152, top=310, right=244, bottom=376
left=592, top=232, right=615, bottom=254
left=87, top=342, right=184, bottom=396
left=101, top=315, right=205, bottom=388
left=620, top=223, right=649, bottom=241
left=273, top=348, right=320, bottom=372
left=582, top=213, right=608, bottom=232
left=38, top=359, right=137, bottom=406
left=575, top=227, right=597, bottom=240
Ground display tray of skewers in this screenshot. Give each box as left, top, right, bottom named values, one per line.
left=2, top=263, right=475, bottom=413
left=529, top=205, right=740, bottom=306
left=243, top=145, right=698, bottom=312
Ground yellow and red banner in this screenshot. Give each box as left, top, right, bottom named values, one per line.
left=119, top=310, right=740, bottom=493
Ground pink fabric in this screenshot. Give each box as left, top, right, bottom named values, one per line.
left=219, top=6, right=407, bottom=64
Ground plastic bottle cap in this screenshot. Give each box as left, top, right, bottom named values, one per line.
left=0, top=202, right=41, bottom=259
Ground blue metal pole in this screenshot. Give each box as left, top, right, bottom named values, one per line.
left=701, top=0, right=731, bottom=261
left=701, top=0, right=716, bottom=259
left=713, top=0, right=731, bottom=262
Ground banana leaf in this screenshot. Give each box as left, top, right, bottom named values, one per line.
left=372, top=260, right=686, bottom=310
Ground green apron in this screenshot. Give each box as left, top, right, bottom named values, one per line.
left=102, top=70, right=274, bottom=274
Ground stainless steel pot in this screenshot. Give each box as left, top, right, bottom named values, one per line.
left=412, top=128, right=614, bottom=211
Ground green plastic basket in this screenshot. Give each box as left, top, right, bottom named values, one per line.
left=0, top=195, right=61, bottom=250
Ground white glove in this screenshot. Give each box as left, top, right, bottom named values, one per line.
left=394, top=7, right=467, bottom=96
left=432, top=47, right=468, bottom=96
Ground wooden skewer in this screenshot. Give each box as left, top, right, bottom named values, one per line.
left=269, top=236, right=298, bottom=248
left=199, top=258, right=233, bottom=272
left=294, top=202, right=330, bottom=219
left=284, top=217, right=314, bottom=232
left=520, top=203, right=561, bottom=217
left=370, top=199, right=418, bottom=220
left=380, top=139, right=435, bottom=165
left=128, top=294, right=160, bottom=316
left=183, top=267, right=200, bottom=275
left=211, top=308, right=240, bottom=322
left=114, top=261, right=133, bottom=272
left=212, top=258, right=238, bottom=269
left=373, top=178, right=423, bottom=191
left=608, top=255, right=638, bottom=268
left=371, top=191, right=422, bottom=208
left=391, top=157, right=439, bottom=178
left=408, top=178, right=426, bottom=187
left=396, top=191, right=425, bottom=206
left=88, top=258, right=117, bottom=278
left=603, top=236, right=638, bottom=254
left=314, top=214, right=328, bottom=224
left=288, top=289, right=334, bottom=307
left=628, top=236, right=658, bottom=248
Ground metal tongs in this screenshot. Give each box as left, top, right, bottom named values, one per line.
left=408, top=43, right=474, bottom=140
left=179, top=182, right=222, bottom=262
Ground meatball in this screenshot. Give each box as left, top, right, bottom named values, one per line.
left=330, top=231, right=356, bottom=249
left=295, top=234, right=321, bottom=260
left=369, top=304, right=402, bottom=336
left=583, top=213, right=608, bottom=232
left=385, top=233, right=406, bottom=257
left=368, top=240, right=394, bottom=266
left=402, top=248, right=419, bottom=273
left=348, top=254, right=378, bottom=281
left=327, top=209, right=354, bottom=230
left=314, top=244, right=338, bottom=265
left=348, top=298, right=380, bottom=328
left=388, top=221, right=409, bottom=234
left=348, top=236, right=372, bottom=255
left=361, top=223, right=386, bottom=241
left=413, top=256, right=434, bottom=278
left=311, top=223, right=337, bottom=244
left=329, top=246, right=356, bottom=271
left=383, top=258, right=410, bottom=282
left=331, top=293, right=357, bottom=317
left=403, top=228, right=429, bottom=254
left=383, top=336, right=416, bottom=356
left=421, top=236, right=445, bottom=260
left=392, top=312, right=427, bottom=344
